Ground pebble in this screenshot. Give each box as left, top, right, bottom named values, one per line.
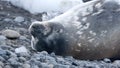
left=4, top=65, right=12, bottom=68
left=0, top=61, right=4, bottom=67
left=104, top=58, right=111, bottom=63
left=19, top=57, right=26, bottom=62
left=7, top=51, right=17, bottom=57
left=0, top=48, right=7, bottom=57
left=23, top=63, right=30, bottom=68
left=0, top=56, right=5, bottom=62
left=15, top=46, right=28, bottom=53
left=19, top=36, right=27, bottom=40
left=113, top=60, right=120, bottom=67
left=56, top=57, right=66, bottom=64
left=2, top=29, right=20, bottom=39
left=4, top=18, right=12, bottom=22
left=54, top=64, right=69, bottom=68
left=0, top=35, right=6, bottom=45
left=17, top=52, right=30, bottom=57
left=14, top=16, right=24, bottom=23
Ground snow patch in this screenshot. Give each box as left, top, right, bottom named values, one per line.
left=7, top=0, right=83, bottom=14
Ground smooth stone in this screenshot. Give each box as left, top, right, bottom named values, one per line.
left=14, top=16, right=24, bottom=23
left=2, top=29, right=20, bottom=39
left=0, top=35, right=6, bottom=45
left=4, top=18, right=12, bottom=22
left=0, top=61, right=4, bottom=67
left=15, top=46, right=28, bottom=53
left=23, top=63, right=30, bottom=68
left=54, top=64, right=69, bottom=68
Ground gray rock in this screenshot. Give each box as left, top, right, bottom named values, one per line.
left=0, top=56, right=5, bottom=62
left=0, top=35, right=6, bottom=45
left=104, top=58, right=111, bottom=63
left=40, top=63, right=54, bottom=68
left=4, top=65, right=12, bottom=68
left=19, top=57, right=26, bottom=62
left=0, top=45, right=14, bottom=51
left=19, top=36, right=27, bottom=40
left=0, top=61, right=4, bottom=67
left=22, top=63, right=30, bottom=68
left=113, top=60, right=120, bottom=67
left=2, top=29, right=20, bottom=39
left=4, top=18, right=12, bottom=22
left=54, top=64, right=69, bottom=68
left=32, top=65, right=39, bottom=68
left=56, top=57, right=67, bottom=64
left=7, top=51, right=17, bottom=57
left=15, top=46, right=28, bottom=53
left=14, top=16, right=24, bottom=23
left=0, top=66, right=2, bottom=68
left=0, top=48, right=7, bottom=57
left=16, top=52, right=30, bottom=57
left=8, top=57, right=18, bottom=65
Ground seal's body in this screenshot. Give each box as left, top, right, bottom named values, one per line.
left=29, top=0, right=120, bottom=60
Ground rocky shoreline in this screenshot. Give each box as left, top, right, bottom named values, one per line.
left=0, top=0, right=120, bottom=68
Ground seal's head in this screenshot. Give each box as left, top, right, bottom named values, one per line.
left=29, top=21, right=67, bottom=55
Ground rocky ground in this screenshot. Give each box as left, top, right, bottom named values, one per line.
left=0, top=0, right=120, bottom=68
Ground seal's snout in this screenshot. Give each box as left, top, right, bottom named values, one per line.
left=29, top=21, right=51, bottom=38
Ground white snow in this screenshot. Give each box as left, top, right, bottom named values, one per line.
left=15, top=46, right=28, bottom=53
left=7, top=0, right=83, bottom=14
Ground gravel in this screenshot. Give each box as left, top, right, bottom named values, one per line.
left=0, top=0, right=120, bottom=68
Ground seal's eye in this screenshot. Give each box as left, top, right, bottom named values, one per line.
left=49, top=23, right=64, bottom=33
left=30, top=23, right=46, bottom=38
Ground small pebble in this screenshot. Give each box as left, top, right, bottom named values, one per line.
left=19, top=57, right=26, bottom=62
left=19, top=36, right=27, bottom=40
left=4, top=18, right=12, bottom=22
left=23, top=63, right=30, bottom=68
left=104, top=58, right=111, bottom=63
left=4, top=65, right=12, bottom=68
left=15, top=46, right=28, bottom=53
left=14, top=16, right=24, bottom=23
left=54, top=64, right=69, bottom=68
left=0, top=61, right=4, bottom=67
left=0, top=35, right=6, bottom=45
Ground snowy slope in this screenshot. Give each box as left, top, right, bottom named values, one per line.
left=7, top=0, right=83, bottom=14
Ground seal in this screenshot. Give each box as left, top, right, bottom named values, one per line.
left=29, top=0, right=120, bottom=60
